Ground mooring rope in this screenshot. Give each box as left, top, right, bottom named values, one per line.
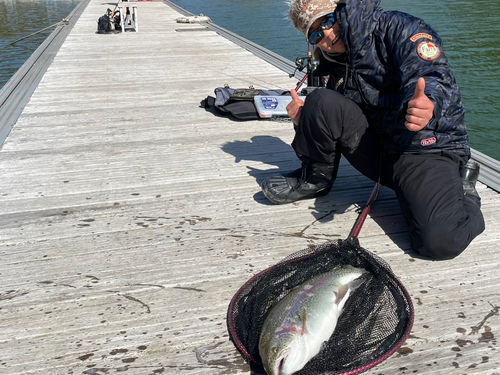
left=8, top=19, right=70, bottom=46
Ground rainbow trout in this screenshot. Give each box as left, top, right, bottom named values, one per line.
left=258, top=265, right=368, bottom=375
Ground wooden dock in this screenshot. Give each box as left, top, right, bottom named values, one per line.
left=0, top=1, right=499, bottom=374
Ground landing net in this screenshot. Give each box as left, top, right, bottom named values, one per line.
left=227, top=238, right=414, bottom=375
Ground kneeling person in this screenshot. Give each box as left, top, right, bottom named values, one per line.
left=261, top=0, right=485, bottom=260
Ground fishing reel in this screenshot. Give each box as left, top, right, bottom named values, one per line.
left=289, top=51, right=324, bottom=90
left=292, top=56, right=319, bottom=74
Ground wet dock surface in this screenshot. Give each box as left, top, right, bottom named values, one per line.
left=0, top=1, right=499, bottom=374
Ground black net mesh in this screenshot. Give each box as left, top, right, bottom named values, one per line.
left=227, top=238, right=413, bottom=375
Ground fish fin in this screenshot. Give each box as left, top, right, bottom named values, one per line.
left=348, top=276, right=366, bottom=293
left=336, top=276, right=366, bottom=311
left=301, top=307, right=308, bottom=335
left=335, top=284, right=349, bottom=305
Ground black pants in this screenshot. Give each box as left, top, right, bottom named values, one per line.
left=292, top=89, right=485, bottom=260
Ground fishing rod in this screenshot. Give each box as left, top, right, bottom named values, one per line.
left=8, top=19, right=69, bottom=46
left=290, top=50, right=325, bottom=92
left=294, top=73, right=309, bottom=92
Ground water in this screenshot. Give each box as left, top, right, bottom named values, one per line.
left=169, top=0, right=500, bottom=161
left=0, top=0, right=80, bottom=88
left=0, top=0, right=499, bottom=160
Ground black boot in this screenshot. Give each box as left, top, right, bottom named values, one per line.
left=461, top=159, right=481, bottom=207
left=261, top=162, right=337, bottom=204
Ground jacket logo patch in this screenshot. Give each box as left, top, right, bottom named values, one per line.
left=417, top=41, right=441, bottom=61
left=421, top=137, right=436, bottom=146
left=410, top=33, right=433, bottom=42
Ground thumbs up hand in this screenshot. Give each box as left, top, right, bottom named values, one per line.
left=405, top=77, right=435, bottom=131
left=287, top=89, right=305, bottom=127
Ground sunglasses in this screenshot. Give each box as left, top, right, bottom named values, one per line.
left=308, top=13, right=337, bottom=45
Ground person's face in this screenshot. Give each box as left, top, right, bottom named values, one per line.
left=308, top=14, right=346, bottom=54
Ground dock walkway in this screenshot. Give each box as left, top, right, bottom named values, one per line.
left=1, top=1, right=499, bottom=374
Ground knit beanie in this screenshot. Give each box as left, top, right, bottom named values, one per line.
left=288, top=0, right=341, bottom=37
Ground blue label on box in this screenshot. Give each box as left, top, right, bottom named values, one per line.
left=260, top=97, right=279, bottom=109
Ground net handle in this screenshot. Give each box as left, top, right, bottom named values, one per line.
left=348, top=182, right=381, bottom=239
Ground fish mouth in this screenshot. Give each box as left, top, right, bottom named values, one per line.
left=274, top=352, right=288, bottom=375
left=278, top=358, right=285, bottom=374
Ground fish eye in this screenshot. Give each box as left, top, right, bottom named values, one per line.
left=273, top=347, right=278, bottom=353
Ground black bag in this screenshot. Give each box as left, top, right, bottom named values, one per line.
left=201, top=86, right=289, bottom=120
left=97, top=9, right=112, bottom=34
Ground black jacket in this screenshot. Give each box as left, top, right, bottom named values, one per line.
left=315, top=0, right=469, bottom=157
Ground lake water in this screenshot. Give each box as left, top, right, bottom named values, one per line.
left=1, top=0, right=499, bottom=160
left=0, top=0, right=80, bottom=87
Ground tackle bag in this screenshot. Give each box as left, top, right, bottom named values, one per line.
left=97, top=10, right=111, bottom=34
left=97, top=9, right=120, bottom=34
left=201, top=86, right=289, bottom=120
